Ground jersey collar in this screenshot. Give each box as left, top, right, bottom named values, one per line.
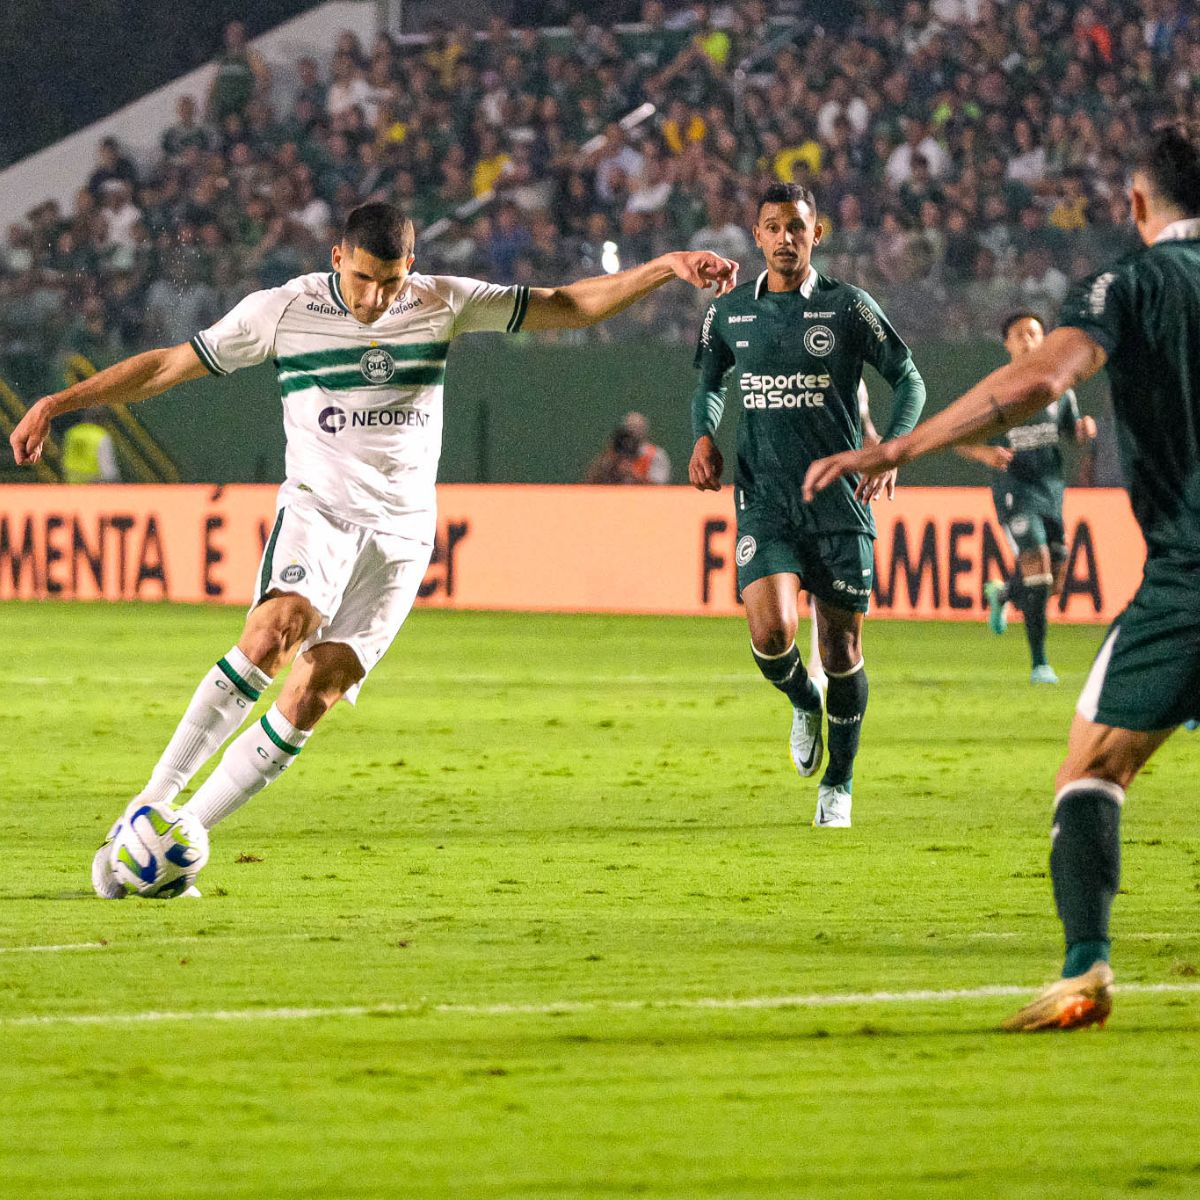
left=754, top=265, right=818, bottom=299
left=1153, top=217, right=1200, bottom=243
left=328, top=271, right=351, bottom=315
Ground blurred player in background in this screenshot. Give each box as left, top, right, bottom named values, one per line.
left=805, top=122, right=1200, bottom=1030
left=956, top=312, right=1097, bottom=684
left=689, top=182, right=925, bottom=828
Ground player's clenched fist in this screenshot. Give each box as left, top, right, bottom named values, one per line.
left=9, top=400, right=51, bottom=466
left=689, top=434, right=724, bottom=491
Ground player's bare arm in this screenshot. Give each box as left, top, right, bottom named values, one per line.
left=522, top=251, right=738, bottom=331
left=803, top=326, right=1106, bottom=501
left=9, top=342, right=208, bottom=466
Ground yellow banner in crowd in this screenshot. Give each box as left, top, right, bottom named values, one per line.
left=0, top=484, right=1144, bottom=623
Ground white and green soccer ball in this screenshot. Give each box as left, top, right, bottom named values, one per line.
left=110, top=802, right=209, bottom=898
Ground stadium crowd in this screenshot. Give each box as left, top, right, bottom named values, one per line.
left=1, top=0, right=1197, bottom=395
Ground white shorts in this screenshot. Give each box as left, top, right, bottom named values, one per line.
left=252, top=495, right=432, bottom=703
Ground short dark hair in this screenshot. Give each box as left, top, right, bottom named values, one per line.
left=342, top=202, right=415, bottom=261
left=1137, top=122, right=1200, bottom=216
left=1001, top=310, right=1045, bottom=339
left=757, top=181, right=818, bottom=216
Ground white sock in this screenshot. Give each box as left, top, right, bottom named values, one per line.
left=182, top=703, right=311, bottom=829
left=808, top=600, right=826, bottom=686
left=136, top=647, right=272, bottom=805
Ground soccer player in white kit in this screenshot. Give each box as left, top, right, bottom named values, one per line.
left=9, top=202, right=738, bottom=898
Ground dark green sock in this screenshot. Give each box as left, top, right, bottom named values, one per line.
left=1002, top=568, right=1025, bottom=608
left=1021, top=580, right=1051, bottom=668
left=821, top=663, right=868, bottom=787
left=751, top=643, right=820, bottom=712
left=1050, top=783, right=1123, bottom=978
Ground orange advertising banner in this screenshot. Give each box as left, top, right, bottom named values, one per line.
left=0, top=484, right=1145, bottom=623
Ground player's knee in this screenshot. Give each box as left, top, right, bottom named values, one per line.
left=820, top=633, right=861, bottom=675
left=292, top=658, right=364, bottom=725
left=241, top=596, right=320, bottom=666
left=751, top=627, right=794, bottom=658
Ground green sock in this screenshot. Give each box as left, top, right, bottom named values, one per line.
left=1022, top=579, right=1051, bottom=668
left=751, top=643, right=820, bottom=712
left=1050, top=781, right=1123, bottom=977
left=1063, top=940, right=1110, bottom=977
left=821, top=662, right=868, bottom=788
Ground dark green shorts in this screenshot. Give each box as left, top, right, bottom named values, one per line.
left=735, top=509, right=874, bottom=613
left=993, top=483, right=1066, bottom=560
left=1078, top=560, right=1200, bottom=731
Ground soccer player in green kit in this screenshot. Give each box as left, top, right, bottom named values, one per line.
left=957, top=311, right=1097, bottom=684
left=805, top=123, right=1200, bottom=1029
left=689, top=182, right=926, bottom=828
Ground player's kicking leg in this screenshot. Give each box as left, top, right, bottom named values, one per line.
left=810, top=600, right=867, bottom=828
left=743, top=573, right=824, bottom=779
left=1002, top=715, right=1172, bottom=1031
left=91, top=592, right=321, bottom=897
left=179, top=640, right=363, bottom=829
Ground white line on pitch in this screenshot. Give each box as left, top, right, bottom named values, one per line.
left=0, top=942, right=108, bottom=955
left=392, top=673, right=755, bottom=686
left=0, top=932, right=344, bottom=956
left=4, top=982, right=1200, bottom=1028
left=968, top=931, right=1194, bottom=941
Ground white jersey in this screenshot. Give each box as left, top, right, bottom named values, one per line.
left=191, top=270, right=530, bottom=540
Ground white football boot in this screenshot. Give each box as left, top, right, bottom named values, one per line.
left=813, top=782, right=852, bottom=828
left=790, top=703, right=824, bottom=777
left=91, top=814, right=125, bottom=899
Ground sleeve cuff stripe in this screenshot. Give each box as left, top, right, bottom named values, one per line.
left=507, top=285, right=530, bottom=333
left=190, top=334, right=226, bottom=376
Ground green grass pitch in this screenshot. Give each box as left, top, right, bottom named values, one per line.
left=1, top=601, right=1197, bottom=1199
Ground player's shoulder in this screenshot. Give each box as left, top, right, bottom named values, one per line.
left=240, top=271, right=325, bottom=314
left=1062, top=249, right=1146, bottom=321
left=815, top=271, right=877, bottom=309
left=405, top=271, right=486, bottom=301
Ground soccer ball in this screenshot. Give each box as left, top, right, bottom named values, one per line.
left=110, top=802, right=209, bottom=898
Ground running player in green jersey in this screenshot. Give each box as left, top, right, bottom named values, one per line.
left=957, top=312, right=1097, bottom=684
left=690, top=182, right=926, bottom=828
left=805, top=123, right=1200, bottom=1029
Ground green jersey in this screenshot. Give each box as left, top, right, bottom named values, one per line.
left=998, top=390, right=1079, bottom=486
left=1058, top=220, right=1200, bottom=560
left=693, top=267, right=925, bottom=536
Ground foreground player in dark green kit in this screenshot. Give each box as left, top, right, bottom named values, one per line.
left=957, top=311, right=1097, bottom=684
left=690, top=182, right=926, bottom=827
left=806, top=123, right=1200, bottom=1029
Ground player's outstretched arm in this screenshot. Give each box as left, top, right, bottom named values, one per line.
left=803, top=326, right=1106, bottom=502
left=9, top=342, right=208, bottom=466
left=521, top=251, right=738, bottom=331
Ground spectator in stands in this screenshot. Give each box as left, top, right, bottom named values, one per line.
left=86, top=138, right=138, bottom=198
left=162, top=96, right=211, bottom=159
left=688, top=196, right=753, bottom=265
left=7, top=0, right=1199, bottom=369
left=208, top=20, right=270, bottom=122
